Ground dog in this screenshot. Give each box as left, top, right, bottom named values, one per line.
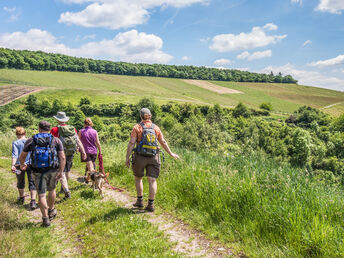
left=88, top=171, right=107, bottom=198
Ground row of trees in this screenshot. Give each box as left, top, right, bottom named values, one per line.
left=0, top=48, right=297, bottom=83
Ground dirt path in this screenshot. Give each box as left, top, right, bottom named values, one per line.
left=183, top=80, right=243, bottom=94
left=0, top=85, right=45, bottom=106
left=71, top=174, right=234, bottom=257
left=321, top=101, right=344, bottom=109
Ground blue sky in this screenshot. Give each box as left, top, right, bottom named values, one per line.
left=0, top=0, right=344, bottom=91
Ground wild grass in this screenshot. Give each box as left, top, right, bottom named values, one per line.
left=99, top=143, right=344, bottom=257
left=1, top=69, right=344, bottom=114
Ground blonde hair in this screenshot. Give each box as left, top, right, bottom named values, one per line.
left=15, top=127, right=26, bottom=136
left=84, top=118, right=93, bottom=127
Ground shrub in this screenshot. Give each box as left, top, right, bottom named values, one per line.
left=232, top=103, right=251, bottom=118
left=259, top=102, right=273, bottom=111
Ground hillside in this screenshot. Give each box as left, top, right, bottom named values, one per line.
left=1, top=69, right=343, bottom=116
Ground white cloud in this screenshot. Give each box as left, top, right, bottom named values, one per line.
left=59, top=0, right=208, bottom=29
left=308, top=54, right=344, bottom=67
left=261, top=63, right=344, bottom=91
left=209, top=24, right=286, bottom=52
left=3, top=6, right=21, bottom=22
left=237, top=50, right=272, bottom=61
left=316, top=0, right=344, bottom=14
left=303, top=40, right=312, bottom=47
left=263, top=23, right=278, bottom=31
left=181, top=56, right=189, bottom=61
left=214, top=58, right=231, bottom=66
left=291, top=0, right=302, bottom=5
left=0, top=29, right=173, bottom=64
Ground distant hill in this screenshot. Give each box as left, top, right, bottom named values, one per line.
left=0, top=48, right=297, bottom=84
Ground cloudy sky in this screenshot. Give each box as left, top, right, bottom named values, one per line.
left=1, top=0, right=344, bottom=91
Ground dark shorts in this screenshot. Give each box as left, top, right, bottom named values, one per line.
left=32, top=170, right=58, bottom=194
left=132, top=153, right=161, bottom=178
left=15, top=165, right=36, bottom=191
left=64, top=154, right=74, bottom=172
left=82, top=153, right=97, bottom=172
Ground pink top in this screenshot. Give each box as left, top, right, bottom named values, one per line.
left=80, top=126, right=98, bottom=154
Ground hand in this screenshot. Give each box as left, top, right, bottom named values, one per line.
left=20, top=164, right=27, bottom=171
left=56, top=172, right=63, bottom=180
left=82, top=152, right=87, bottom=161
left=11, top=165, right=16, bottom=173
left=125, top=158, right=130, bottom=168
left=170, top=153, right=180, bottom=159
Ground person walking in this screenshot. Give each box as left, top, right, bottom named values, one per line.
left=11, top=127, right=37, bottom=210
left=125, top=108, right=179, bottom=212
left=51, top=112, right=86, bottom=198
left=78, top=118, right=102, bottom=182
left=20, top=121, right=66, bottom=227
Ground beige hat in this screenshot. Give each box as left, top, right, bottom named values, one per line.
left=53, top=111, right=69, bottom=122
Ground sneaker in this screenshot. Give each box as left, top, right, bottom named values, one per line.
left=64, top=191, right=71, bottom=199
left=48, top=208, right=57, bottom=221
left=30, top=200, right=38, bottom=210
left=17, top=196, right=25, bottom=205
left=133, top=199, right=144, bottom=208
left=144, top=202, right=155, bottom=212
left=42, top=216, right=51, bottom=227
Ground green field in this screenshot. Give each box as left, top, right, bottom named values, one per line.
left=1, top=69, right=343, bottom=116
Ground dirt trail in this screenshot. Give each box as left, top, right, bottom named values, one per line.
left=0, top=85, right=45, bottom=106
left=183, top=79, right=243, bottom=94
left=321, top=101, right=344, bottom=109
left=71, top=174, right=234, bottom=257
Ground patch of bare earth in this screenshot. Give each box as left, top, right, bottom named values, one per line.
left=0, top=85, right=45, bottom=106
left=71, top=174, right=235, bottom=257
left=183, top=80, right=243, bottom=94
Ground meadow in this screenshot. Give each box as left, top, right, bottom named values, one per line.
left=1, top=69, right=344, bottom=257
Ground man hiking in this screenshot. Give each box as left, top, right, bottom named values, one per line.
left=125, top=108, right=179, bottom=212
left=11, top=127, right=37, bottom=210
left=51, top=112, right=86, bottom=198
left=20, top=121, right=66, bottom=227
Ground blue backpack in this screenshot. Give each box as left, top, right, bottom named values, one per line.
left=136, top=122, right=159, bottom=157
left=31, top=133, right=59, bottom=170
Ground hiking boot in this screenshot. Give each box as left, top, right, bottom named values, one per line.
left=64, top=191, right=71, bottom=199
left=133, top=199, right=144, bottom=208
left=17, top=196, right=25, bottom=205
left=42, top=216, right=51, bottom=227
left=30, top=200, right=38, bottom=210
left=48, top=208, right=57, bottom=221
left=144, top=202, right=155, bottom=212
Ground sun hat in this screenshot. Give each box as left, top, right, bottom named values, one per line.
left=53, top=111, right=69, bottom=122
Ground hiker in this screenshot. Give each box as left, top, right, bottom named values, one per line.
left=125, top=108, right=179, bottom=212
left=51, top=112, right=86, bottom=198
left=19, top=121, right=66, bottom=227
left=11, top=127, right=38, bottom=210
left=78, top=118, right=102, bottom=183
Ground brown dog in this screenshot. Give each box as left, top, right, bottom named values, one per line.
left=89, top=172, right=106, bottom=197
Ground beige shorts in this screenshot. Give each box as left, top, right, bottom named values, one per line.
left=132, top=153, right=161, bottom=178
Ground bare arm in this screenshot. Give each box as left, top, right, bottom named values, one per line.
left=19, top=152, right=28, bottom=170
left=125, top=137, right=136, bottom=168
left=159, top=138, right=179, bottom=159
left=96, top=133, right=102, bottom=155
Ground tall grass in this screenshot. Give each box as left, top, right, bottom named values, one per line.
left=102, top=144, right=344, bottom=257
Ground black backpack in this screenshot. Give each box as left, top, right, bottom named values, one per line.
left=31, top=133, right=59, bottom=171
left=136, top=122, right=159, bottom=156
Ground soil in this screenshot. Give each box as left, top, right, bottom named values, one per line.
left=0, top=85, right=44, bottom=106
left=183, top=80, right=243, bottom=94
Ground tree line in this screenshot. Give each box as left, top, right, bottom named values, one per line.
left=0, top=48, right=297, bottom=83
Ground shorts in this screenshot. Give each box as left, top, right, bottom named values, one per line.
left=64, top=154, right=74, bottom=172
left=132, top=153, right=161, bottom=178
left=15, top=165, right=36, bottom=191
left=32, top=170, right=58, bottom=194
left=82, top=153, right=97, bottom=172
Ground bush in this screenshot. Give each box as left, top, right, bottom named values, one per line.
left=259, top=102, right=273, bottom=111
left=232, top=103, right=251, bottom=118
left=9, top=111, right=35, bottom=128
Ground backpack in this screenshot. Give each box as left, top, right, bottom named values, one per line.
left=58, top=125, right=77, bottom=156
left=31, top=133, right=59, bottom=170
left=136, top=122, right=159, bottom=156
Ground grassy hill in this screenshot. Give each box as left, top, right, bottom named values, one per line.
left=1, top=69, right=343, bottom=116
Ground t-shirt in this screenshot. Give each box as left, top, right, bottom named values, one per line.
left=50, top=124, right=77, bottom=138
left=12, top=138, right=30, bottom=165
left=79, top=126, right=98, bottom=154
left=130, top=120, right=164, bottom=145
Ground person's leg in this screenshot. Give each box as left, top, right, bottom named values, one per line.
left=46, top=171, right=58, bottom=220
left=47, top=190, right=56, bottom=210
left=38, top=193, right=48, bottom=217
left=16, top=169, right=26, bottom=203
left=59, top=173, right=69, bottom=192
left=135, top=176, right=144, bottom=197
left=147, top=176, right=157, bottom=200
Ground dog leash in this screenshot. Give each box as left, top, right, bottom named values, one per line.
left=98, top=154, right=124, bottom=192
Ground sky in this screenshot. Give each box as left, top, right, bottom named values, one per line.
left=0, top=0, right=344, bottom=92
